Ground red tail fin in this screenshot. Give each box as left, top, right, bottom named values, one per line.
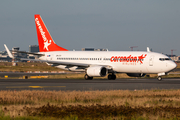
left=34, top=14, right=68, bottom=52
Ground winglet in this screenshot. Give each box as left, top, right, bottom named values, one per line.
left=4, top=44, right=14, bottom=58
left=147, top=47, right=151, bottom=52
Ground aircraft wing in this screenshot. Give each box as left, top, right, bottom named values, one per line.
left=20, top=58, right=113, bottom=70
left=4, top=44, right=44, bottom=58
left=21, top=58, right=90, bottom=67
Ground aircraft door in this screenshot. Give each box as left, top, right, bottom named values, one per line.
left=100, top=57, right=106, bottom=63
left=149, top=56, right=154, bottom=66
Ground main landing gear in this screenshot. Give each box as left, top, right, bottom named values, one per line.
left=108, top=73, right=116, bottom=80
left=84, top=74, right=116, bottom=80
left=84, top=74, right=93, bottom=80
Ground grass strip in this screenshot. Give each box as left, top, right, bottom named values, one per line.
left=1, top=89, right=180, bottom=119
left=24, top=103, right=180, bottom=119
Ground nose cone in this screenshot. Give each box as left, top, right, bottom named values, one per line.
left=168, top=61, right=177, bottom=71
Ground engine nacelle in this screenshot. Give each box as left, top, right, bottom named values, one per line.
left=126, top=73, right=146, bottom=77
left=86, top=66, right=107, bottom=77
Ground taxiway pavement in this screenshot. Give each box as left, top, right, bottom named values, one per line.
left=0, top=78, right=180, bottom=91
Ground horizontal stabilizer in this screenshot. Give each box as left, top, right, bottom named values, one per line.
left=14, top=51, right=44, bottom=56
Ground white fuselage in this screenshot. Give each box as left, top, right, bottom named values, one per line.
left=39, top=51, right=176, bottom=74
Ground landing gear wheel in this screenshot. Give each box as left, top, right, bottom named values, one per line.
left=157, top=76, right=162, bottom=81
left=112, top=74, right=116, bottom=80
left=108, top=74, right=116, bottom=80
left=108, top=74, right=112, bottom=80
left=84, top=74, right=93, bottom=80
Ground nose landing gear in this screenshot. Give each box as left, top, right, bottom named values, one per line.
left=157, top=76, right=162, bottom=81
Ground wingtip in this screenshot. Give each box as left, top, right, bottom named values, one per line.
left=4, top=44, right=14, bottom=58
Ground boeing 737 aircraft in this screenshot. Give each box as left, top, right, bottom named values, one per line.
left=4, top=14, right=177, bottom=80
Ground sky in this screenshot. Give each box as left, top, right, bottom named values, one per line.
left=0, top=0, right=180, bottom=55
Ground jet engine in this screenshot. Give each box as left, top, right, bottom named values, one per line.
left=126, top=73, right=146, bottom=77
left=86, top=66, right=107, bottom=77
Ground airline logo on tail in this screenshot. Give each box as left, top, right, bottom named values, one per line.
left=35, top=18, right=51, bottom=51
left=34, top=14, right=68, bottom=52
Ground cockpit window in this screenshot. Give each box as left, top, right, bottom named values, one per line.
left=165, top=58, right=171, bottom=60
left=159, top=58, right=171, bottom=61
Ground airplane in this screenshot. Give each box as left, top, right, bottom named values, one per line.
left=4, top=14, right=177, bottom=81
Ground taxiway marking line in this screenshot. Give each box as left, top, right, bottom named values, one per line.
left=6, top=86, right=66, bottom=88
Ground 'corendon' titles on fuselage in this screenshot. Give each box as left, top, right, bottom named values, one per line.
left=111, top=54, right=147, bottom=64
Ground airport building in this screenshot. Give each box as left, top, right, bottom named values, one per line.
left=166, top=54, right=180, bottom=62
left=170, top=56, right=180, bottom=62
left=29, top=45, right=39, bottom=52
left=0, top=51, right=11, bottom=62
